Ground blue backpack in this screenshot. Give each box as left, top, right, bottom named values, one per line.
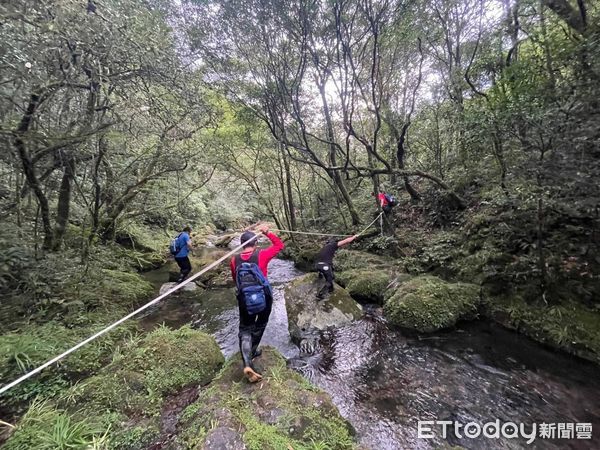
left=384, top=193, right=398, bottom=207
left=169, top=233, right=182, bottom=255
left=235, top=251, right=272, bottom=314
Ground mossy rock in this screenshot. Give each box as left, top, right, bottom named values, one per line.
left=288, top=244, right=322, bottom=271
left=482, top=295, right=600, bottom=364
left=3, top=327, right=225, bottom=450
left=72, top=326, right=224, bottom=413
left=174, top=347, right=356, bottom=449
left=285, top=273, right=362, bottom=343
left=384, top=275, right=480, bottom=333
left=336, top=269, right=395, bottom=304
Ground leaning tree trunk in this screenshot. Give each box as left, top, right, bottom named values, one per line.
left=319, top=82, right=361, bottom=225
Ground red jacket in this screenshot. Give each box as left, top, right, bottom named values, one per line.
left=230, top=232, right=284, bottom=279
left=378, top=192, right=389, bottom=207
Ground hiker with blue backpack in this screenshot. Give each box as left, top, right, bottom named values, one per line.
left=374, top=189, right=398, bottom=213
left=230, top=223, right=284, bottom=383
left=170, top=226, right=194, bottom=282
left=373, top=188, right=397, bottom=234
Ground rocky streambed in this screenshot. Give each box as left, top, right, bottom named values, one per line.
left=136, top=240, right=600, bottom=449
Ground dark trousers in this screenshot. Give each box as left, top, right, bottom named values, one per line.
left=316, top=262, right=334, bottom=298
left=238, top=295, right=272, bottom=368
left=174, top=256, right=192, bottom=282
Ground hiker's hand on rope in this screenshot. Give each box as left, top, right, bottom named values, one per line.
left=256, top=223, right=270, bottom=234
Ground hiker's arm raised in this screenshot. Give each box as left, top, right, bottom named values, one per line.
left=337, top=235, right=358, bottom=247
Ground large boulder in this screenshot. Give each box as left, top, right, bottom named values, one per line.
left=384, top=275, right=480, bottom=333
left=335, top=269, right=399, bottom=304
left=285, top=273, right=363, bottom=343
left=173, top=348, right=355, bottom=449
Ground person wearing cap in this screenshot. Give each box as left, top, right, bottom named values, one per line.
left=230, top=223, right=284, bottom=382
left=314, top=234, right=358, bottom=299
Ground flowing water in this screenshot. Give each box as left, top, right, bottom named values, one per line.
left=141, top=248, right=600, bottom=449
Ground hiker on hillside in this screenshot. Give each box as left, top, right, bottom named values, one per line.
left=230, top=223, right=284, bottom=383
left=373, top=188, right=397, bottom=214
left=315, top=235, right=358, bottom=299
left=372, top=188, right=397, bottom=234
left=171, top=226, right=194, bottom=282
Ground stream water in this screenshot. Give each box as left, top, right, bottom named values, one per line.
left=141, top=247, right=600, bottom=449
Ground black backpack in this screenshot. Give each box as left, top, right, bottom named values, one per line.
left=234, top=251, right=272, bottom=314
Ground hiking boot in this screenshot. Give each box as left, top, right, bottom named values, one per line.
left=243, top=366, right=263, bottom=383
left=240, top=334, right=262, bottom=382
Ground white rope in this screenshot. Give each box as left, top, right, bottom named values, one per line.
left=358, top=212, right=384, bottom=237
left=0, top=233, right=261, bottom=397
left=273, top=213, right=383, bottom=239
left=271, top=229, right=353, bottom=237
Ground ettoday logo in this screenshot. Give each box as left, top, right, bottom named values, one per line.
left=418, top=420, right=593, bottom=444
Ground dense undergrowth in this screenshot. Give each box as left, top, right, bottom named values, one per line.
left=0, top=222, right=169, bottom=419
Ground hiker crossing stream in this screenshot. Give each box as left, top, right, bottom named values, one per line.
left=140, top=239, right=600, bottom=450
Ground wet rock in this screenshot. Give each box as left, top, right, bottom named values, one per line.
left=384, top=275, right=480, bottom=333
left=159, top=281, right=198, bottom=295
left=173, top=347, right=355, bottom=449
left=214, top=233, right=237, bottom=248
left=203, top=427, right=246, bottom=449
left=285, top=273, right=363, bottom=343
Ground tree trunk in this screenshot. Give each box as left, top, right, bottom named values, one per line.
left=52, top=159, right=75, bottom=251
left=318, top=79, right=361, bottom=225
left=14, top=92, right=53, bottom=250
left=282, top=150, right=297, bottom=230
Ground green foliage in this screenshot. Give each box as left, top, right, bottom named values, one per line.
left=67, top=326, right=224, bottom=417
left=6, top=327, right=224, bottom=450
left=3, top=399, right=108, bottom=450
left=333, top=250, right=389, bottom=273
left=0, top=319, right=137, bottom=410
left=384, top=276, right=480, bottom=332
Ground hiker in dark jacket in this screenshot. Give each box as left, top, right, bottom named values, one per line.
left=230, top=223, right=284, bottom=383
left=315, top=234, right=358, bottom=299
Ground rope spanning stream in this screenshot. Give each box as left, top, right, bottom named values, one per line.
left=272, top=212, right=383, bottom=238
left=0, top=215, right=383, bottom=397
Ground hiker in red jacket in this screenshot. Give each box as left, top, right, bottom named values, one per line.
left=230, top=223, right=284, bottom=383
left=374, top=189, right=393, bottom=214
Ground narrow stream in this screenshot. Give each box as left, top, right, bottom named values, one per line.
left=141, top=247, right=600, bottom=449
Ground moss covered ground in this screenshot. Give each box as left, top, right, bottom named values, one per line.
left=175, top=347, right=356, bottom=449
left=4, top=326, right=224, bottom=450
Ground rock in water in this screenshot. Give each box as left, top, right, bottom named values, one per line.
left=284, top=273, right=363, bottom=343
left=159, top=281, right=198, bottom=295
left=384, top=275, right=480, bottom=333
left=213, top=233, right=237, bottom=247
